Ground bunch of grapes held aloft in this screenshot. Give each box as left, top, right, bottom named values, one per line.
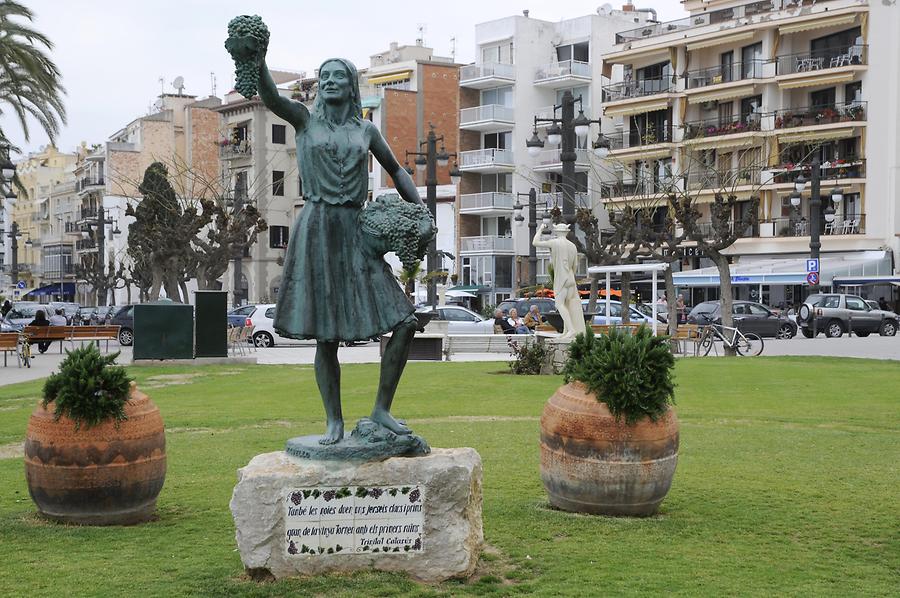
left=224, top=15, right=270, bottom=99
left=360, top=194, right=434, bottom=272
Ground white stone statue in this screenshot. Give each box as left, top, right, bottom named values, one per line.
left=533, top=222, right=585, bottom=339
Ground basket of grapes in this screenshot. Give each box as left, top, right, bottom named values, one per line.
left=359, top=193, right=435, bottom=271
left=224, top=15, right=270, bottom=99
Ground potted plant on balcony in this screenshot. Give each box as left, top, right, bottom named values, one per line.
left=540, top=326, right=678, bottom=516
left=24, top=345, right=167, bottom=525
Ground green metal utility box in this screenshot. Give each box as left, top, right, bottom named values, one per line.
left=194, top=290, right=227, bottom=358
left=133, top=300, right=194, bottom=360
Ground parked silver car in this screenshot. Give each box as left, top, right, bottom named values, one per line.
left=797, top=294, right=899, bottom=338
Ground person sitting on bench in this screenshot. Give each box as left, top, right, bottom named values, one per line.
left=493, top=309, right=515, bottom=334
left=29, top=310, right=52, bottom=354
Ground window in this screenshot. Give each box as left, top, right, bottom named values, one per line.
left=233, top=305, right=256, bottom=316
left=811, top=27, right=861, bottom=57
left=480, top=173, right=512, bottom=193
left=741, top=43, right=762, bottom=78
left=272, top=170, right=285, bottom=196
left=747, top=304, right=771, bottom=316
left=740, top=95, right=762, bottom=121
left=845, top=297, right=867, bottom=311
left=269, top=225, right=289, bottom=249
left=481, top=216, right=511, bottom=236
left=810, top=88, right=836, bottom=110
left=720, top=50, right=734, bottom=82
left=481, top=86, right=513, bottom=107
left=822, top=296, right=841, bottom=308
left=718, top=101, right=735, bottom=124
left=630, top=109, right=670, bottom=144
left=636, top=61, right=671, bottom=94
left=842, top=193, right=860, bottom=219
left=481, top=40, right=514, bottom=64
left=555, top=41, right=589, bottom=63
left=272, top=124, right=286, bottom=144
left=265, top=307, right=276, bottom=319
left=495, top=256, right=513, bottom=289
left=483, top=131, right=511, bottom=150
left=844, top=81, right=862, bottom=104
left=556, top=85, right=590, bottom=108
left=440, top=308, right=476, bottom=322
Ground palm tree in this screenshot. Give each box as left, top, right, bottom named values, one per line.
left=0, top=1, right=66, bottom=145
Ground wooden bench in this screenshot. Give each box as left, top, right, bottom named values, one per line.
left=23, top=326, right=73, bottom=354
left=0, top=332, right=18, bottom=367
left=444, top=334, right=535, bottom=360
left=69, top=325, right=121, bottom=352
left=671, top=324, right=702, bottom=356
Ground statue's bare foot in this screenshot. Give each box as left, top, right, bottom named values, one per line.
left=319, top=419, right=344, bottom=445
left=370, top=409, right=411, bottom=435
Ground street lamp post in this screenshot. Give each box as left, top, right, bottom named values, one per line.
left=793, top=157, right=839, bottom=294
left=405, top=125, right=462, bottom=308
left=513, top=188, right=539, bottom=288
left=85, top=207, right=120, bottom=306
left=525, top=91, right=606, bottom=222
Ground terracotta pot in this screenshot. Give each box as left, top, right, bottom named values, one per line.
left=24, top=382, right=166, bottom=525
left=540, top=382, right=678, bottom=516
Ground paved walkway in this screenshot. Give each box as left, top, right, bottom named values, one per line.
left=2, top=336, right=897, bottom=388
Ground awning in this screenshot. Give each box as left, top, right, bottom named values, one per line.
left=446, top=289, right=476, bottom=298
left=683, top=135, right=761, bottom=151
left=361, top=96, right=382, bottom=109
left=673, top=251, right=891, bottom=287
left=686, top=31, right=755, bottom=53
left=448, top=285, right=490, bottom=294
left=604, top=98, right=671, bottom=118
left=777, top=127, right=856, bottom=144
left=610, top=147, right=674, bottom=161
left=367, top=70, right=412, bottom=85
left=687, top=84, right=756, bottom=105
left=778, top=14, right=857, bottom=36
left=23, top=282, right=76, bottom=297
left=778, top=71, right=857, bottom=90
left=832, top=275, right=900, bottom=286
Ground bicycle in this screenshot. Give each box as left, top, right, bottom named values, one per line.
left=17, top=332, right=32, bottom=368
left=698, top=323, right=764, bottom=356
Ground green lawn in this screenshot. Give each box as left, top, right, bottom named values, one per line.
left=0, top=358, right=897, bottom=597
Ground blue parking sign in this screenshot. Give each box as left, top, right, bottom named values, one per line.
left=806, top=258, right=819, bottom=273
left=16, top=280, right=26, bottom=289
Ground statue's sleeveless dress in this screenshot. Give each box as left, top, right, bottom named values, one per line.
left=273, top=116, right=413, bottom=342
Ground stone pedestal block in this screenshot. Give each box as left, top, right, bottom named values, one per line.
left=230, top=448, right=483, bottom=583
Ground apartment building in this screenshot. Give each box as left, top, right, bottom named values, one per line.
left=215, top=69, right=310, bottom=306
left=6, top=146, right=78, bottom=299
left=364, top=41, right=461, bottom=298
left=74, top=92, right=222, bottom=305
left=458, top=8, right=649, bottom=305
left=600, top=0, right=899, bottom=307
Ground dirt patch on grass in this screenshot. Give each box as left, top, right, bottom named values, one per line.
left=406, top=415, right=539, bottom=424
left=143, top=373, right=207, bottom=388
left=0, top=442, right=23, bottom=459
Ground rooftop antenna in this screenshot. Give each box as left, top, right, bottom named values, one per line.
left=210, top=72, right=217, bottom=97
left=158, top=76, right=164, bottom=96
left=172, top=75, right=185, bottom=96
left=416, top=23, right=426, bottom=46
left=450, top=36, right=456, bottom=61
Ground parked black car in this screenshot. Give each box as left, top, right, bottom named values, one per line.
left=109, top=305, right=135, bottom=346
left=688, top=300, right=797, bottom=339
left=496, top=298, right=558, bottom=317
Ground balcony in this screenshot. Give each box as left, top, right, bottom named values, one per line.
left=534, top=60, right=591, bottom=88
left=687, top=168, right=761, bottom=191
left=531, top=148, right=591, bottom=173
left=767, top=159, right=866, bottom=187
left=764, top=214, right=866, bottom=238
left=602, top=77, right=674, bottom=104
left=459, top=105, right=515, bottom=133
left=43, top=264, right=76, bottom=278
left=76, top=176, right=105, bottom=194
left=64, top=221, right=82, bottom=235
left=459, top=235, right=514, bottom=255
left=220, top=140, right=252, bottom=160
left=459, top=63, right=515, bottom=90
left=458, top=148, right=515, bottom=173
left=458, top=192, right=515, bottom=215
left=607, top=126, right=675, bottom=156
left=536, top=192, right=590, bottom=214
left=75, top=239, right=97, bottom=252
left=773, top=101, right=866, bottom=129
left=685, top=60, right=769, bottom=90
left=79, top=207, right=99, bottom=221
left=614, top=1, right=780, bottom=44
left=682, top=114, right=763, bottom=143
left=774, top=46, right=867, bottom=89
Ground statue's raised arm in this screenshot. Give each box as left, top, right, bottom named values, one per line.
left=225, top=15, right=308, bottom=129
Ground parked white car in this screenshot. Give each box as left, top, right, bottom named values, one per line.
left=245, top=303, right=316, bottom=347
left=583, top=299, right=662, bottom=326
left=416, top=305, right=495, bottom=334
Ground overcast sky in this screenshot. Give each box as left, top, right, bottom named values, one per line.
left=6, top=0, right=684, bottom=157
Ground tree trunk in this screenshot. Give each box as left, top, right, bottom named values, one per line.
left=150, top=266, right=164, bottom=301
left=620, top=272, right=631, bottom=325
left=587, top=276, right=598, bottom=314
left=710, top=250, right=736, bottom=356
left=665, top=267, right=678, bottom=336
left=126, top=284, right=132, bottom=305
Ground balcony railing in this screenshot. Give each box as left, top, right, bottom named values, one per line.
left=80, top=207, right=99, bottom=220
left=602, top=77, right=673, bottom=102
left=220, top=141, right=252, bottom=159
left=459, top=148, right=515, bottom=169
left=536, top=192, right=590, bottom=212
left=534, top=60, right=591, bottom=83
left=459, top=62, right=515, bottom=83
left=459, top=235, right=514, bottom=253
left=607, top=125, right=674, bottom=150
left=615, top=1, right=779, bottom=44
left=532, top=148, right=591, bottom=169
left=775, top=45, right=867, bottom=76
left=773, top=101, right=866, bottom=129
left=459, top=104, right=515, bottom=126
left=43, top=264, right=75, bottom=277
left=687, top=168, right=761, bottom=190
left=768, top=159, right=865, bottom=184
left=682, top=114, right=762, bottom=140
left=685, top=60, right=767, bottom=89
left=767, top=213, right=866, bottom=238
left=459, top=192, right=515, bottom=212
left=76, top=176, right=105, bottom=192
left=75, top=239, right=97, bottom=251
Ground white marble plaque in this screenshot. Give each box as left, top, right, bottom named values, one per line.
left=284, top=485, right=424, bottom=556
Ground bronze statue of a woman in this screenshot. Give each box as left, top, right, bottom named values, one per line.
left=226, top=18, right=432, bottom=453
